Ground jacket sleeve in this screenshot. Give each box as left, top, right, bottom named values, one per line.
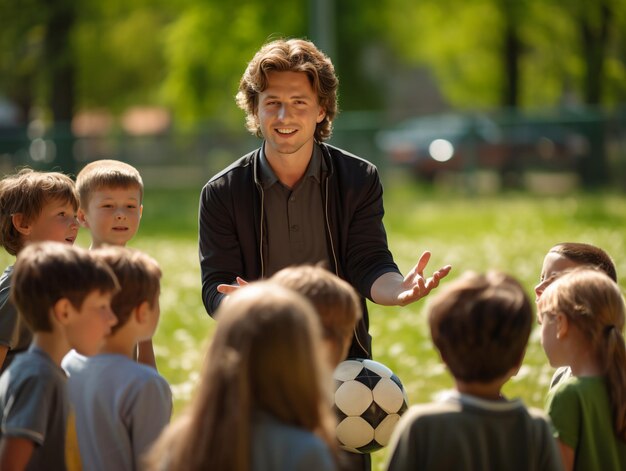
left=198, top=181, right=244, bottom=317
left=342, top=163, right=399, bottom=299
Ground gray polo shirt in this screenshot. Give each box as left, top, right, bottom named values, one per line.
left=259, top=144, right=330, bottom=277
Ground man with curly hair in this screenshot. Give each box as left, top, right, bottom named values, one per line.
left=199, top=38, right=451, bottom=361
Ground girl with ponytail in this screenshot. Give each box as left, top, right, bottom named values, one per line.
left=537, top=268, right=626, bottom=471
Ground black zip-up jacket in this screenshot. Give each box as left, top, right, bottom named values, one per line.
left=199, top=143, right=400, bottom=359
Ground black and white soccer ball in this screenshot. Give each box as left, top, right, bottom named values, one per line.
left=333, top=358, right=409, bottom=454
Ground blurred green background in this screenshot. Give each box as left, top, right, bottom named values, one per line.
left=2, top=0, right=626, bottom=469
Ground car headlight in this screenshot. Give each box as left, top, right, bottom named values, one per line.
left=428, top=139, right=454, bottom=162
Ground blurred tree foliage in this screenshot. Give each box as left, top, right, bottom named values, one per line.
left=158, top=1, right=307, bottom=127
left=74, top=0, right=172, bottom=113
left=383, top=0, right=626, bottom=109
left=0, top=0, right=625, bottom=127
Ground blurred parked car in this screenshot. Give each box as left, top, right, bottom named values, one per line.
left=376, top=111, right=586, bottom=181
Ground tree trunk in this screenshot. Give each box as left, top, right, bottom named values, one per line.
left=577, top=2, right=611, bottom=188
left=44, top=0, right=76, bottom=174
left=501, top=1, right=521, bottom=108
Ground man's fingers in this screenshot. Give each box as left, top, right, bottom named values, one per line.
left=415, top=251, right=431, bottom=274
left=217, top=283, right=240, bottom=295
left=405, top=251, right=432, bottom=282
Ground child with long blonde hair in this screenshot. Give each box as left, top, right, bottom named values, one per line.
left=145, top=281, right=337, bottom=471
left=537, top=268, right=626, bottom=470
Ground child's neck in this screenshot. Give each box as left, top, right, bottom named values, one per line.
left=31, top=332, right=70, bottom=366
left=563, top=334, right=602, bottom=377
left=455, top=379, right=507, bottom=401
left=99, top=324, right=143, bottom=360
left=568, top=352, right=602, bottom=377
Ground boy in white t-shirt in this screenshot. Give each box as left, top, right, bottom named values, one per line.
left=63, top=246, right=171, bottom=471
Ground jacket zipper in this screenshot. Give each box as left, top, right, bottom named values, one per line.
left=257, top=182, right=265, bottom=279
left=323, top=173, right=369, bottom=359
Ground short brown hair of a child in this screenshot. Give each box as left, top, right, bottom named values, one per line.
left=271, top=265, right=361, bottom=365
left=0, top=169, right=78, bottom=256
left=76, top=159, right=144, bottom=208
left=92, top=246, right=161, bottom=333
left=11, top=242, right=119, bottom=332
left=547, top=242, right=617, bottom=282
left=428, top=271, right=532, bottom=383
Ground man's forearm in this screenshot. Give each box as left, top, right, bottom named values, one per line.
left=370, top=272, right=404, bottom=306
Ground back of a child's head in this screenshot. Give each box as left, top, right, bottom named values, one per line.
left=428, top=271, right=532, bottom=383
left=540, top=268, right=626, bottom=440
left=271, top=265, right=361, bottom=364
left=11, top=241, right=118, bottom=333
left=158, top=282, right=334, bottom=471
left=0, top=168, right=78, bottom=255
left=549, top=242, right=617, bottom=282
left=92, top=246, right=161, bottom=332
left=213, top=282, right=327, bottom=425
left=76, top=159, right=143, bottom=207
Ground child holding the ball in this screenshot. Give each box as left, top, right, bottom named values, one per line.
left=386, top=271, right=562, bottom=471
left=145, top=281, right=337, bottom=471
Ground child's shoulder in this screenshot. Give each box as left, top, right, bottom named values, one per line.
left=394, top=393, right=466, bottom=427
left=547, top=375, right=607, bottom=409
left=83, top=354, right=170, bottom=387
left=549, top=375, right=605, bottom=397
left=0, top=265, right=13, bottom=286
left=1, top=350, right=64, bottom=392
left=400, top=391, right=547, bottom=426
left=9, top=348, right=56, bottom=371
left=0, top=266, right=14, bottom=309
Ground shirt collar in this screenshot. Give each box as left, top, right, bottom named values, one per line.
left=258, top=143, right=323, bottom=190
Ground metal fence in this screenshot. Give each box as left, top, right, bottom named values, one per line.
left=1, top=106, right=625, bottom=192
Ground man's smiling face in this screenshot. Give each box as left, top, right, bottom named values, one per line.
left=256, top=70, right=326, bottom=162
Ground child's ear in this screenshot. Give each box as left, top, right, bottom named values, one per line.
left=77, top=208, right=89, bottom=228
left=556, top=312, right=569, bottom=339
left=139, top=204, right=143, bottom=219
left=135, top=300, right=150, bottom=324
left=11, top=213, right=31, bottom=236
left=52, top=298, right=72, bottom=325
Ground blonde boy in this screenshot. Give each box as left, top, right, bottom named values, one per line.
left=0, top=242, right=118, bottom=470
left=271, top=265, right=361, bottom=367
left=63, top=246, right=171, bottom=471
left=0, top=169, right=79, bottom=371
left=386, top=271, right=562, bottom=471
left=76, top=159, right=143, bottom=249
left=75, top=159, right=156, bottom=367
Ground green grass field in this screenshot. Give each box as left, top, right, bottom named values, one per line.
left=3, top=178, right=626, bottom=469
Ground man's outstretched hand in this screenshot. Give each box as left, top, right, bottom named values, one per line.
left=371, top=251, right=452, bottom=306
